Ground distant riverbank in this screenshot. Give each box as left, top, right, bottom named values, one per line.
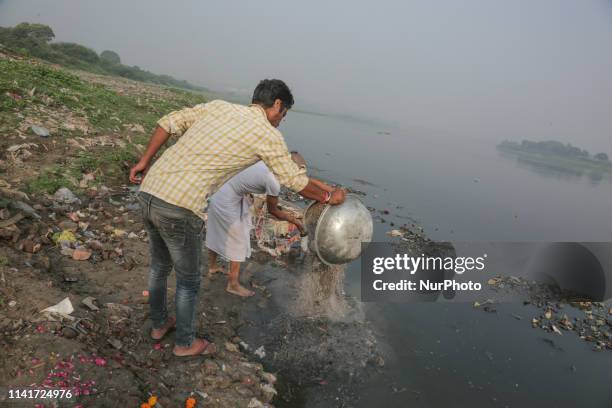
left=498, top=140, right=612, bottom=178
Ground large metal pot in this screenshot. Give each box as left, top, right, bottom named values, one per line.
left=304, top=194, right=373, bottom=265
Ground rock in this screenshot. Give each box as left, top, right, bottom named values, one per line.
left=72, top=247, right=92, bottom=261
left=31, top=125, right=50, bottom=138
left=8, top=300, right=16, bottom=308
left=108, top=338, right=122, bottom=350
left=9, top=201, right=41, bottom=219
left=61, top=326, right=78, bottom=339
left=82, top=296, right=99, bottom=311
left=54, top=188, right=81, bottom=205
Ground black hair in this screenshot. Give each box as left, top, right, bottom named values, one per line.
left=252, top=79, right=294, bottom=110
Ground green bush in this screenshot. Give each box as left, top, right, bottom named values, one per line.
left=50, top=42, right=100, bottom=64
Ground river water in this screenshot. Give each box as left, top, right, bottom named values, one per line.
left=278, top=111, right=612, bottom=407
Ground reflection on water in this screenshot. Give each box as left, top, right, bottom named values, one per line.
left=498, top=151, right=611, bottom=185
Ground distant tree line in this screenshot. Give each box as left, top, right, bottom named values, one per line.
left=499, top=139, right=609, bottom=162
left=0, top=22, right=207, bottom=92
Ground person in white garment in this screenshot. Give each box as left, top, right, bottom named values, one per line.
left=206, top=152, right=332, bottom=297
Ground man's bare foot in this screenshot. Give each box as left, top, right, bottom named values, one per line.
left=173, top=338, right=217, bottom=357
left=207, top=266, right=224, bottom=277
left=226, top=282, right=255, bottom=297
left=151, top=316, right=176, bottom=340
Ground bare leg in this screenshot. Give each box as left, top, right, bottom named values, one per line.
left=226, top=261, right=255, bottom=297
left=207, top=250, right=224, bottom=276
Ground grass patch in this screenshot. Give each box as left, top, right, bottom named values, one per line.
left=26, top=144, right=144, bottom=195
left=26, top=165, right=74, bottom=194
left=0, top=58, right=206, bottom=131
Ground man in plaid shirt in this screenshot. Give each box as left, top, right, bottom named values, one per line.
left=129, top=79, right=345, bottom=357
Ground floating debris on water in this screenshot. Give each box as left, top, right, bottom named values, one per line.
left=484, top=275, right=611, bottom=351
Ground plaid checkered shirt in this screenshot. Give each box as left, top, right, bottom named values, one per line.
left=139, top=100, right=309, bottom=220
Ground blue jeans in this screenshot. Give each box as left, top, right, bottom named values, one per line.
left=137, top=192, right=205, bottom=347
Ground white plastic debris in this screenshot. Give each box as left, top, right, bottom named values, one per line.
left=31, top=125, right=50, bottom=138
left=41, top=297, right=74, bottom=320
left=53, top=187, right=81, bottom=205
left=254, top=345, right=266, bottom=359
left=300, top=235, right=309, bottom=253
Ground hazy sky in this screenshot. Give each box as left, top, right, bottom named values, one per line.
left=1, top=0, right=611, bottom=151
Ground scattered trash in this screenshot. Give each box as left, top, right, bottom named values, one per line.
left=53, top=187, right=81, bottom=205
left=82, top=296, right=99, bottom=311
left=473, top=299, right=495, bottom=308
left=259, top=383, right=277, bottom=401
left=41, top=297, right=74, bottom=320
left=195, top=390, right=208, bottom=399
left=487, top=275, right=611, bottom=351
left=254, top=346, right=266, bottom=359
left=104, top=302, right=132, bottom=316
left=225, top=342, right=239, bottom=353
left=72, top=247, right=92, bottom=261
left=248, top=398, right=266, bottom=408
left=386, top=229, right=403, bottom=237
left=8, top=300, right=17, bottom=308
left=112, top=228, right=127, bottom=238
left=94, top=357, right=107, bottom=367
left=54, top=230, right=76, bottom=246
left=261, top=372, right=277, bottom=384
left=30, top=125, right=50, bottom=138
left=59, top=220, right=78, bottom=231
